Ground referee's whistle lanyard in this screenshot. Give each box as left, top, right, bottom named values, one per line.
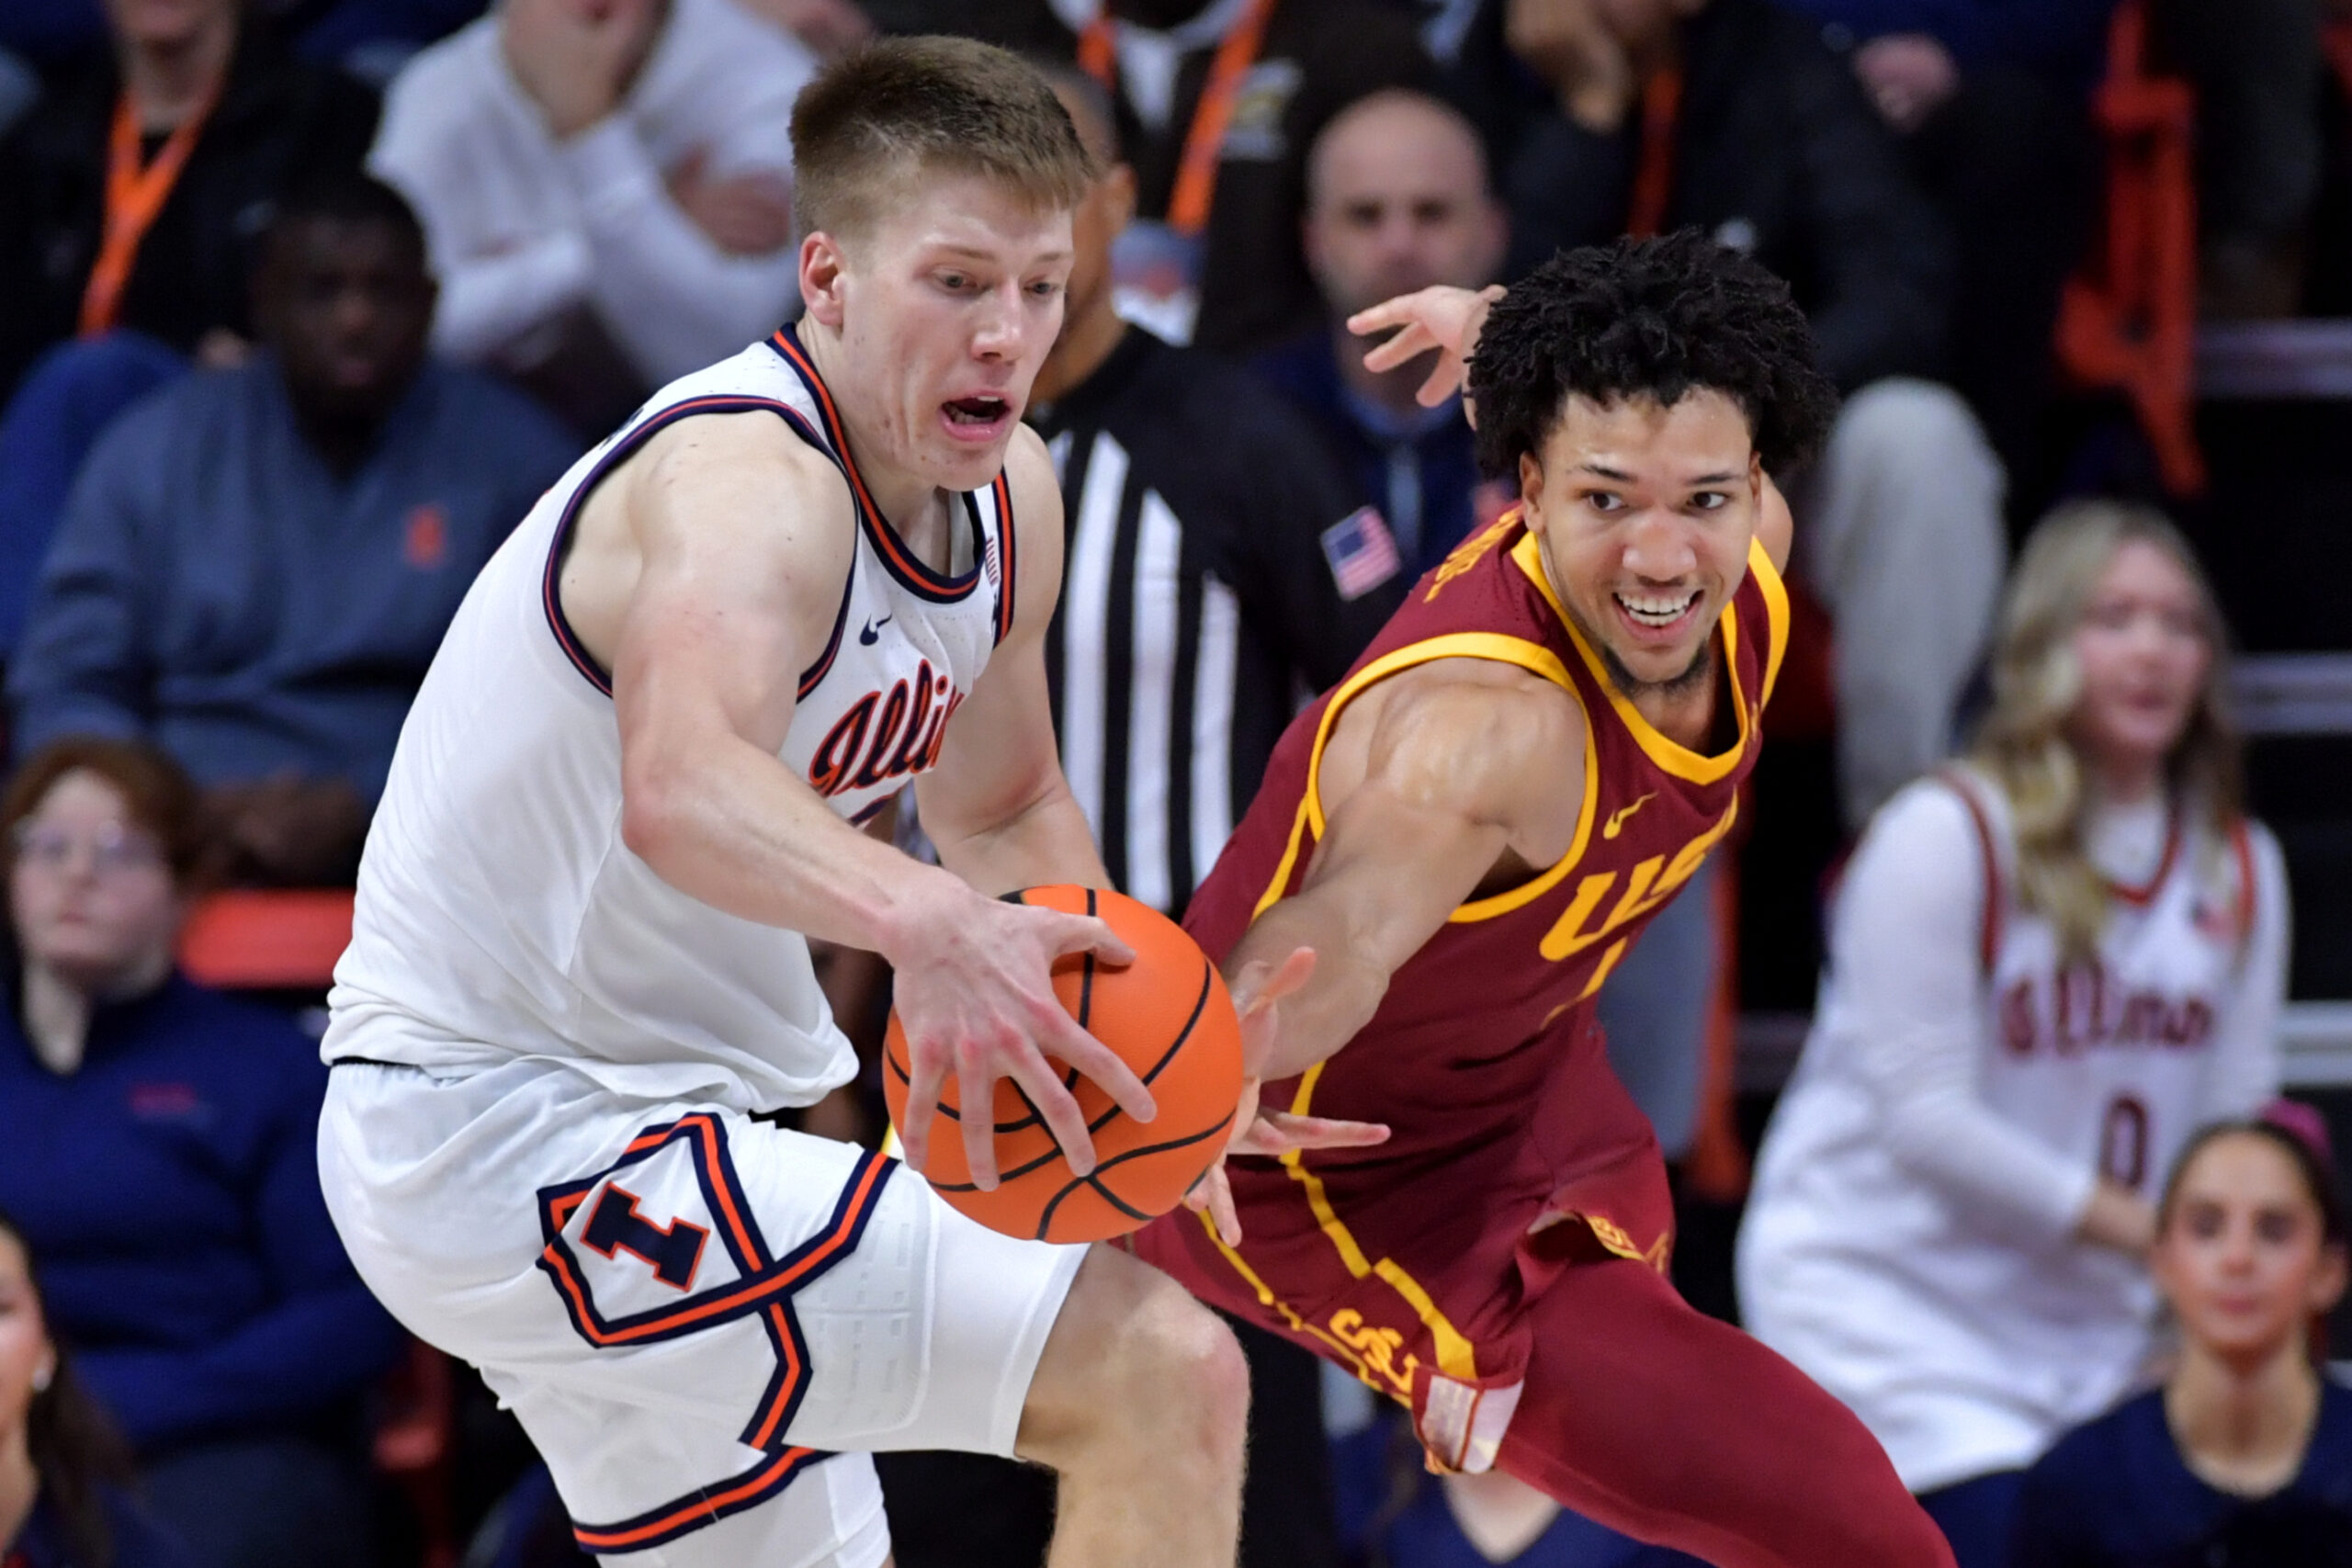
left=78, top=86, right=220, bottom=338
left=1079, top=0, right=1276, bottom=339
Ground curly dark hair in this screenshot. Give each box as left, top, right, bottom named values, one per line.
left=1466, top=231, right=1839, bottom=481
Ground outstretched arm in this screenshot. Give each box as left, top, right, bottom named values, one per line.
left=1181, top=663, right=1583, bottom=1241
left=1229, top=660, right=1588, bottom=1082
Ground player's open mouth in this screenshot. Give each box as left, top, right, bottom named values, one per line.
left=1613, top=589, right=1702, bottom=634
left=942, top=395, right=1012, bottom=440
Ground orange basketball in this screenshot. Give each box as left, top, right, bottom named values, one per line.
left=883, top=886, right=1244, bottom=1244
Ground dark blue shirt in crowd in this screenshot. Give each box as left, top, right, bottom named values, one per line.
left=0, top=974, right=402, bottom=1452
left=6, top=1487, right=190, bottom=1568
left=1252, top=329, right=1497, bottom=580
left=2013, top=1381, right=2352, bottom=1567
left=7, top=355, right=576, bottom=801
left=0, top=0, right=488, bottom=70
left=1768, top=0, right=2117, bottom=85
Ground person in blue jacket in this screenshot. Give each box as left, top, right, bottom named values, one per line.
left=2013, top=1106, right=2352, bottom=1566
left=0, top=1209, right=186, bottom=1568
left=6, top=170, right=578, bottom=886
left=0, top=735, right=405, bottom=1568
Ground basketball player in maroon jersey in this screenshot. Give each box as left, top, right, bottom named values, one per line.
left=1136, top=233, right=1959, bottom=1566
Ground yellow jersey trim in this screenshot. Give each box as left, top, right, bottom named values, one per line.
left=1283, top=1066, right=1481, bottom=1382
left=1250, top=631, right=1594, bottom=924
left=1748, top=536, right=1792, bottom=711
left=1509, top=531, right=1779, bottom=786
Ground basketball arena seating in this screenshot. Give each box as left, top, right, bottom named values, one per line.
left=1738, top=1, right=2352, bottom=1104
left=174, top=888, right=459, bottom=1568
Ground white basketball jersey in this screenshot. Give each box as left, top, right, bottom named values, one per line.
left=1739, top=768, right=2271, bottom=1489
left=325, top=326, right=1013, bottom=1111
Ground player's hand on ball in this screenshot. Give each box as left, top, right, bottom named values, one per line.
left=1348, top=284, right=1507, bottom=411
left=890, top=889, right=1152, bottom=1191
left=1184, top=948, right=1389, bottom=1246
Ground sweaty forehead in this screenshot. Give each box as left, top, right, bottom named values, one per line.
left=1544, top=389, right=1755, bottom=473
left=849, top=166, right=1073, bottom=263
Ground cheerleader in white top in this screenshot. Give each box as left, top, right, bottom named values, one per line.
left=1737, top=502, right=2290, bottom=1568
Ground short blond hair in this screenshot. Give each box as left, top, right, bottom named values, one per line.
left=789, top=36, right=1096, bottom=244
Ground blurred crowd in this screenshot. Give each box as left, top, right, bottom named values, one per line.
left=1, top=0, right=2349, bottom=1565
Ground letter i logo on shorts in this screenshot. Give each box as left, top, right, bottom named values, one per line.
left=582, top=1184, right=709, bottom=1291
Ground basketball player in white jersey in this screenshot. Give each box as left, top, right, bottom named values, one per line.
left=1737, top=501, right=2290, bottom=1568
left=313, top=39, right=1361, bottom=1568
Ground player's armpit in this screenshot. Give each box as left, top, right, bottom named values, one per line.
left=916, top=427, right=1109, bottom=896
left=1232, top=664, right=1587, bottom=1082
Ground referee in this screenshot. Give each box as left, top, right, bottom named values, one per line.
left=874, top=64, right=1405, bottom=1568
left=1027, top=71, right=1407, bottom=918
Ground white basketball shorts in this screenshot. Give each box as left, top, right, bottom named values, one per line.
left=318, top=1051, right=1085, bottom=1567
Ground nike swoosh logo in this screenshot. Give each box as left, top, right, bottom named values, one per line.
left=858, top=615, right=892, bottom=646
left=1603, top=793, right=1656, bottom=840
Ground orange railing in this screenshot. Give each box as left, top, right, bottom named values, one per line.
left=2055, top=0, right=2205, bottom=495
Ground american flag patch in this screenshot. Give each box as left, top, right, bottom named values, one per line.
left=1320, top=506, right=1402, bottom=601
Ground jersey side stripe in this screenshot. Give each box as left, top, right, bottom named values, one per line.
left=1283, top=1063, right=1480, bottom=1382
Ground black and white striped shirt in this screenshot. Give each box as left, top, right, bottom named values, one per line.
left=1031, top=328, right=1404, bottom=913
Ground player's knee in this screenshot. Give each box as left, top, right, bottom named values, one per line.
left=1023, top=1252, right=1248, bottom=1473
left=1105, top=1273, right=1249, bottom=1455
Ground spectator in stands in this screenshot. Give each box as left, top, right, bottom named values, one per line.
left=1738, top=502, right=2289, bottom=1568
left=880, top=0, right=1441, bottom=355
left=735, top=0, right=875, bottom=56
left=0, top=332, right=184, bottom=658
left=0, top=0, right=489, bottom=81
left=0, top=0, right=379, bottom=400
left=0, top=1210, right=187, bottom=1568
left=2155, top=0, right=2327, bottom=319
left=1494, top=0, right=2004, bottom=829
left=0, top=737, right=405, bottom=1568
left=8, top=173, right=575, bottom=887
left=1258, top=87, right=1506, bottom=577
left=1767, top=0, right=2115, bottom=513
left=1028, top=65, right=1403, bottom=913
left=368, top=0, right=817, bottom=435
left=876, top=64, right=1394, bottom=1568
left=2013, top=1107, right=2352, bottom=1565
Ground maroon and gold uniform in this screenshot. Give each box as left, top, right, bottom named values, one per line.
left=1135, top=507, right=1783, bottom=1465
left=1131, top=512, right=1951, bottom=1568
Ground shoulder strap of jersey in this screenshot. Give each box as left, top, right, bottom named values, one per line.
left=990, top=470, right=1015, bottom=646
left=1934, top=767, right=2005, bottom=976
left=2228, top=817, right=2258, bottom=959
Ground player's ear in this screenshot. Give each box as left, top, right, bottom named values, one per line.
left=1518, top=449, right=1545, bottom=518
left=799, top=231, right=850, bottom=329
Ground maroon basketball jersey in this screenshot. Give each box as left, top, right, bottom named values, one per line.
left=1140, top=510, right=1787, bottom=1466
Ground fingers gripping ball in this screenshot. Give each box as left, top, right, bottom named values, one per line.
left=885, top=886, right=1243, bottom=1244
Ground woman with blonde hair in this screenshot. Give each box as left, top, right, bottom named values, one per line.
left=1736, top=502, right=2290, bottom=1568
